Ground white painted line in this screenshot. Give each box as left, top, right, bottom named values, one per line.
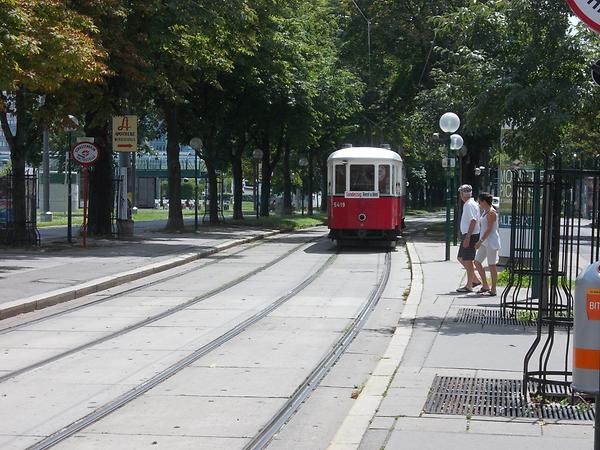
left=326, top=240, right=424, bottom=449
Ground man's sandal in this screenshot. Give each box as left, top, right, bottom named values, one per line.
left=456, top=286, right=473, bottom=293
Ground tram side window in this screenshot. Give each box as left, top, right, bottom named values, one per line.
left=335, top=165, right=346, bottom=195
left=378, top=165, right=391, bottom=194
left=350, top=165, right=374, bottom=191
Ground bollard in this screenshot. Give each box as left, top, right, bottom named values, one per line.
left=573, top=261, right=600, bottom=450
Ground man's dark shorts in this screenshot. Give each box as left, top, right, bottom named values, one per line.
left=458, top=233, right=480, bottom=261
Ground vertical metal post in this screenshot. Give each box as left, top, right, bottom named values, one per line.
left=445, top=144, right=451, bottom=261
left=42, top=126, right=50, bottom=218
left=532, top=169, right=541, bottom=299
left=194, top=152, right=198, bottom=231
left=453, top=162, right=458, bottom=246
left=301, top=174, right=305, bottom=217
left=67, top=132, right=72, bottom=243
left=255, top=161, right=259, bottom=219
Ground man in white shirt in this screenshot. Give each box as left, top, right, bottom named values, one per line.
left=456, top=184, right=481, bottom=292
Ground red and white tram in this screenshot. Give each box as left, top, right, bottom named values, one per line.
left=327, top=147, right=405, bottom=245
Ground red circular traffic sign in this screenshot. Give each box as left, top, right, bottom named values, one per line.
left=567, top=0, right=600, bottom=34
left=71, top=141, right=99, bottom=167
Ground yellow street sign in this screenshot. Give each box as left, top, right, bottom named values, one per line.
left=112, top=116, right=138, bottom=152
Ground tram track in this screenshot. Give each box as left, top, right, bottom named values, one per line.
left=245, top=250, right=392, bottom=450
left=0, top=233, right=325, bottom=384
left=0, top=234, right=291, bottom=334
left=26, top=247, right=340, bottom=450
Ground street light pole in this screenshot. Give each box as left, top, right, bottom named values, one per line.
left=252, top=149, right=263, bottom=219
left=439, top=113, right=461, bottom=261
left=64, top=115, right=79, bottom=244
left=189, top=138, right=203, bottom=232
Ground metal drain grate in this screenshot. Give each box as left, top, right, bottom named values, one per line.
left=454, top=308, right=571, bottom=328
left=423, top=376, right=595, bottom=420
left=455, top=308, right=525, bottom=326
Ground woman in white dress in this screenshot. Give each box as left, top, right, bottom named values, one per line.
left=474, top=192, right=501, bottom=296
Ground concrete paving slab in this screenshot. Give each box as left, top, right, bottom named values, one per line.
left=92, top=325, right=213, bottom=351
left=0, top=329, right=107, bottom=349
left=0, top=381, right=138, bottom=437
left=321, top=353, right=381, bottom=388
left=84, top=395, right=286, bottom=438
left=149, top=366, right=307, bottom=398
left=267, top=387, right=355, bottom=450
left=358, top=429, right=389, bottom=450
left=195, top=329, right=339, bottom=370
left=269, top=303, right=363, bottom=319
left=345, top=331, right=393, bottom=356
left=0, top=434, right=44, bottom=450
left=55, top=434, right=249, bottom=450
left=385, top=429, right=591, bottom=450
left=369, top=416, right=396, bottom=430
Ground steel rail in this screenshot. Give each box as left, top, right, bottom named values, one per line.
left=27, top=251, right=338, bottom=450
left=244, top=250, right=392, bottom=450
left=0, top=238, right=271, bottom=334
left=0, top=234, right=325, bottom=384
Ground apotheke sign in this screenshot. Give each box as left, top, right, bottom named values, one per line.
left=567, top=0, right=600, bottom=34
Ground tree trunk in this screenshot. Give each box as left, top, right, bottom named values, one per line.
left=86, top=121, right=113, bottom=236
left=282, top=141, right=292, bottom=215
left=320, top=158, right=328, bottom=213
left=204, top=156, right=219, bottom=224
left=231, top=141, right=244, bottom=220
left=164, top=104, right=184, bottom=230
left=1, top=89, right=29, bottom=243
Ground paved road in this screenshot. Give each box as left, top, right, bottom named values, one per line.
left=0, top=229, right=411, bottom=450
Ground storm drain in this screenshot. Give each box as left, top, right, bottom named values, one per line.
left=454, top=307, right=570, bottom=328
left=423, top=376, right=594, bottom=420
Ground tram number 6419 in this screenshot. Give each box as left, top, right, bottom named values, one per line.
left=333, top=201, right=346, bottom=208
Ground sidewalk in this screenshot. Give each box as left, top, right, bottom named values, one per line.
left=329, top=217, right=592, bottom=450
left=0, top=220, right=283, bottom=319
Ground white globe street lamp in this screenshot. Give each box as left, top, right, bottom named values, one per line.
left=439, top=112, right=460, bottom=133
left=450, top=134, right=464, bottom=150
left=439, top=112, right=461, bottom=261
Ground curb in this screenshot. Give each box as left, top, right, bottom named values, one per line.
left=0, top=230, right=282, bottom=321
left=326, top=239, right=424, bottom=450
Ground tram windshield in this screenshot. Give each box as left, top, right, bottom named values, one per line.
left=378, top=165, right=390, bottom=194
left=335, top=165, right=346, bottom=195
left=350, top=165, right=374, bottom=191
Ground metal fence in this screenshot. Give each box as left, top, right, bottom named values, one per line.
left=0, top=171, right=40, bottom=246
left=501, top=157, right=600, bottom=398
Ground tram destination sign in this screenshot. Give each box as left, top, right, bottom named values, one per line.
left=344, top=191, right=380, bottom=198
left=567, top=0, right=600, bottom=34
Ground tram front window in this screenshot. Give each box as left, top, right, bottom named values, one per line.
left=350, top=165, right=374, bottom=191
left=378, top=165, right=391, bottom=194
left=335, top=165, right=346, bottom=195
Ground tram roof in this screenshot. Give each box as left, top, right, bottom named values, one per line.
left=328, top=147, right=402, bottom=162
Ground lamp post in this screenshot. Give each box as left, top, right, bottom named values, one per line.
left=439, top=113, right=461, bottom=261
left=299, top=156, right=309, bottom=216
left=64, top=115, right=79, bottom=244
left=189, top=137, right=203, bottom=231
left=253, top=149, right=263, bottom=219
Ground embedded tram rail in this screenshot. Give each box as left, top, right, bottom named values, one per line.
left=0, top=232, right=323, bottom=383
left=0, top=232, right=404, bottom=450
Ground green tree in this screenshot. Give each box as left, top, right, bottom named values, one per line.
left=0, top=0, right=106, bottom=242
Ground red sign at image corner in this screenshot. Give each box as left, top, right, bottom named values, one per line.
left=567, top=0, right=600, bottom=34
